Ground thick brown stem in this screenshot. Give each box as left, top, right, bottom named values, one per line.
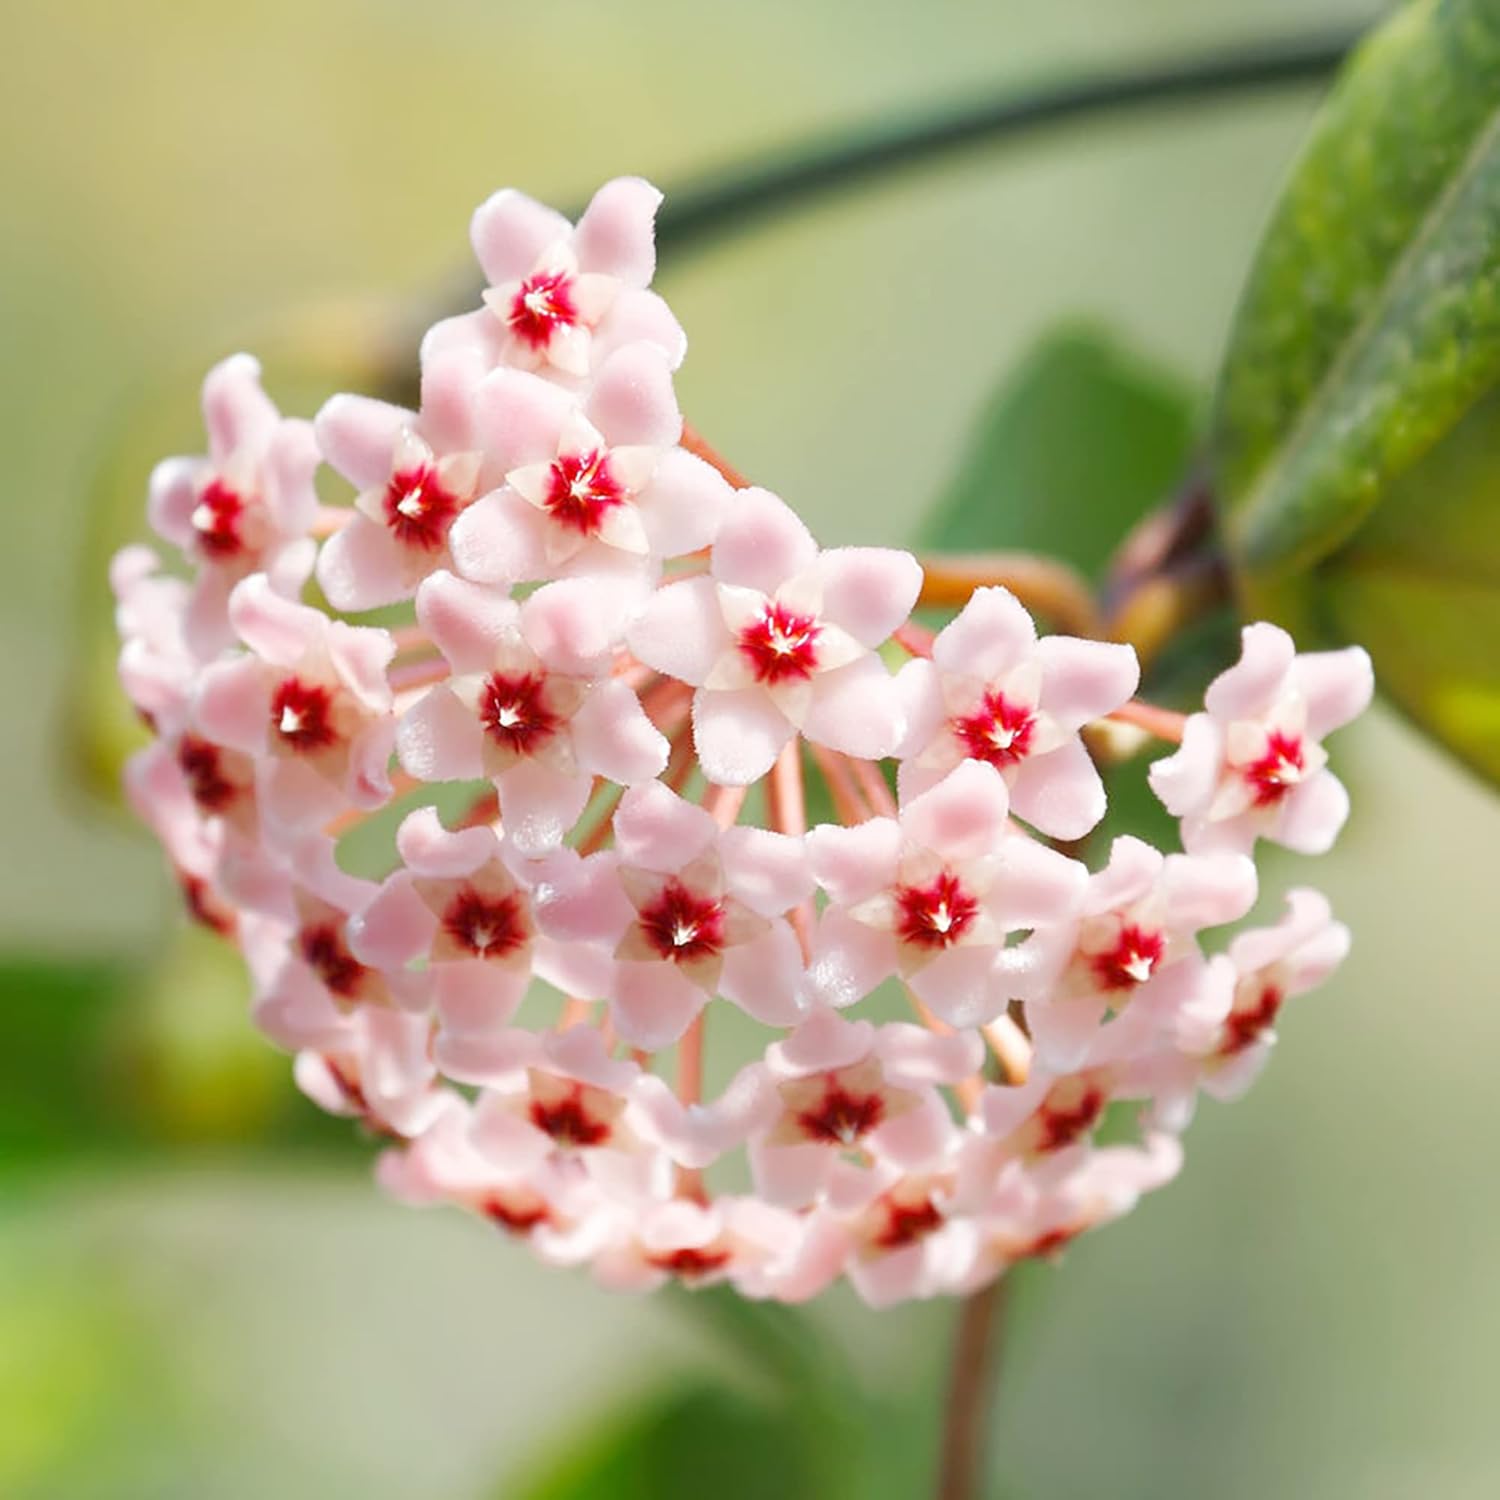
left=935, top=1279, right=1008, bottom=1500
left=680, top=423, right=752, bottom=490
left=919, top=552, right=1102, bottom=639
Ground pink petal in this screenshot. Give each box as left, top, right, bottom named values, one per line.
left=446, top=488, right=550, bottom=586
left=1008, top=738, right=1106, bottom=840
left=693, top=686, right=794, bottom=786
left=193, top=657, right=271, bottom=752
left=875, top=1022, right=985, bottom=1084
left=594, top=287, right=687, bottom=371
left=497, top=760, right=593, bottom=854
left=348, top=873, right=434, bottom=969
left=611, top=780, right=715, bottom=870
left=416, top=569, right=520, bottom=675
left=315, top=514, right=409, bottom=611
left=805, top=907, right=898, bottom=1008
left=931, top=587, right=1036, bottom=680
left=720, top=826, right=814, bottom=917
left=907, top=945, right=1005, bottom=1027
left=1205, top=622, right=1295, bottom=720
left=532, top=851, right=635, bottom=945
left=533, top=935, right=615, bottom=1000
left=892, top=657, right=946, bottom=759
left=1147, top=713, right=1223, bottom=818
left=612, top=961, right=704, bottom=1048
left=721, top=925, right=807, bottom=1025
left=817, top=548, right=922, bottom=647
left=803, top=655, right=904, bottom=761
left=417, top=344, right=484, bottom=456
left=1273, top=770, right=1351, bottom=855
left=570, top=679, right=669, bottom=784
left=807, top=818, right=902, bottom=906
left=870, top=1092, right=951, bottom=1170
left=522, top=575, right=644, bottom=677
left=901, top=760, right=1009, bottom=861
left=470, top=188, right=571, bottom=286
left=434, top=961, right=527, bottom=1037
left=1027, top=993, right=1107, bottom=1072
left=627, top=576, right=731, bottom=685
left=573, top=176, right=663, bottom=285
left=471, top=366, right=573, bottom=473
left=770, top=1009, right=873, bottom=1073
left=988, top=833, right=1087, bottom=927
left=394, top=804, right=497, bottom=876
left=585, top=341, right=681, bottom=448
left=711, top=488, right=818, bottom=594
left=227, top=573, right=325, bottom=666
left=749, top=1139, right=837, bottom=1209
left=314, top=392, right=407, bottom=490
left=1034, top=636, right=1140, bottom=725
left=1162, top=851, right=1258, bottom=931
left=259, top=757, right=343, bottom=831
left=1086, top=836, right=1164, bottom=915
left=396, top=685, right=483, bottom=781
left=202, top=353, right=278, bottom=463
left=1291, top=645, right=1374, bottom=739
left=636, top=449, right=731, bottom=557
left=146, top=456, right=203, bottom=549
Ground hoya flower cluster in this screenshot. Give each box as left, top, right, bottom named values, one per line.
left=113, top=178, right=1373, bottom=1306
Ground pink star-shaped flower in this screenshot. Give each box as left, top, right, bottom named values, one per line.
left=1149, top=622, right=1372, bottom=855
left=629, top=487, right=921, bottom=783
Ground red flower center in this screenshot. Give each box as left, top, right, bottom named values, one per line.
left=951, top=690, right=1037, bottom=769
left=1033, top=1078, right=1108, bottom=1152
left=1220, top=982, right=1284, bottom=1055
left=176, top=735, right=239, bottom=813
left=647, top=1246, right=734, bottom=1279
left=507, top=269, right=580, bottom=351
left=270, top=678, right=339, bottom=753
left=479, top=1193, right=549, bottom=1236
left=893, top=870, right=980, bottom=951
left=1243, top=730, right=1306, bottom=806
left=381, top=460, right=463, bottom=552
left=542, top=448, right=628, bottom=536
left=873, top=1195, right=944, bottom=1250
left=737, top=601, right=821, bottom=685
left=530, top=1088, right=613, bottom=1148
left=440, top=887, right=527, bottom=959
left=1089, top=922, right=1165, bottom=992
left=478, top=671, right=558, bottom=757
left=180, top=873, right=235, bottom=936
left=191, top=477, right=249, bottom=560
left=636, top=880, right=727, bottom=964
left=797, top=1083, right=886, bottom=1146
left=298, top=922, right=368, bottom=998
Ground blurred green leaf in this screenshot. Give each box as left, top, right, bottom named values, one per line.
left=510, top=1383, right=823, bottom=1500
left=1213, top=0, right=1500, bottom=782
left=920, top=323, right=1195, bottom=574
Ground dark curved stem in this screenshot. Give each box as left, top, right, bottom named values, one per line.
left=936, top=1279, right=1008, bottom=1500
left=649, top=30, right=1357, bottom=260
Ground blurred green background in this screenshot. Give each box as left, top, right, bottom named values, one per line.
left=5, top=1, right=1499, bottom=1496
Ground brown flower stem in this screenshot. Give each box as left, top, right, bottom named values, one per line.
left=808, top=741, right=872, bottom=825
left=936, top=1278, right=1008, bottom=1500
left=767, top=742, right=814, bottom=960
left=680, top=423, right=752, bottom=490
left=918, top=552, right=1102, bottom=639
left=849, top=757, right=898, bottom=819
left=981, top=1015, right=1033, bottom=1085
left=1107, top=698, right=1187, bottom=744
left=1106, top=553, right=1231, bottom=673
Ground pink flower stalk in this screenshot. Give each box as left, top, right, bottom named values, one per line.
left=113, top=176, right=1370, bottom=1306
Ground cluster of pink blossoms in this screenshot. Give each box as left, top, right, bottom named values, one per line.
left=113, top=178, right=1373, bottom=1306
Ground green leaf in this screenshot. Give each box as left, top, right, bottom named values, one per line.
left=1213, top=0, right=1500, bottom=785
left=510, top=1383, right=824, bottom=1500
left=1217, top=0, right=1500, bottom=572
left=921, top=323, right=1195, bottom=573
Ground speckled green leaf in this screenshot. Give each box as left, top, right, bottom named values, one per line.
left=1214, top=0, right=1500, bottom=787
left=1215, top=0, right=1500, bottom=576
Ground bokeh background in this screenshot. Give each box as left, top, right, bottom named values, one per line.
left=6, top=1, right=1498, bottom=1496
